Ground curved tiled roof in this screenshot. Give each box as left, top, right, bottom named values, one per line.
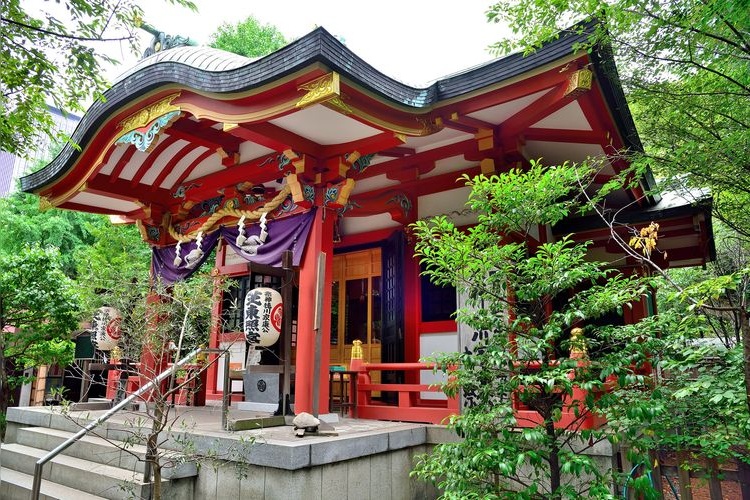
left=22, top=20, right=646, bottom=195
left=114, top=46, right=255, bottom=83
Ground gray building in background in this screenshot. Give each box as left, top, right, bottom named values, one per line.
left=0, top=107, right=80, bottom=196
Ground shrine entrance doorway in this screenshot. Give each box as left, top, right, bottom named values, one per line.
left=330, top=248, right=382, bottom=368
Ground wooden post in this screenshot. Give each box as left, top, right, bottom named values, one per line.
left=738, top=458, right=750, bottom=500
left=138, top=290, right=170, bottom=400
left=280, top=250, right=294, bottom=416
left=205, top=267, right=225, bottom=399
left=677, top=451, right=693, bottom=500
left=311, top=252, right=326, bottom=417
left=79, top=360, right=91, bottom=402
left=706, top=458, right=723, bottom=500
left=649, top=450, right=664, bottom=498
left=294, top=208, right=333, bottom=414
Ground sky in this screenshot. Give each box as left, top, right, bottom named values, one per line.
left=104, top=0, right=510, bottom=87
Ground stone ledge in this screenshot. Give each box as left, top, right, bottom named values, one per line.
left=6, top=407, right=439, bottom=471
left=6, top=407, right=52, bottom=427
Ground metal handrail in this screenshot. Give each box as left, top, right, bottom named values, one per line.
left=30, top=347, right=229, bottom=500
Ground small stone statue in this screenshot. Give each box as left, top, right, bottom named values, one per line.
left=292, top=412, right=320, bottom=437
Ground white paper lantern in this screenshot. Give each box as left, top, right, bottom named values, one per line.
left=92, top=306, right=122, bottom=351
left=243, top=287, right=282, bottom=347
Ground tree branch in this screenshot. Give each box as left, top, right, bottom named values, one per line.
left=632, top=5, right=750, bottom=57
left=615, top=37, right=750, bottom=95
left=0, top=16, right=134, bottom=43
left=575, top=170, right=740, bottom=315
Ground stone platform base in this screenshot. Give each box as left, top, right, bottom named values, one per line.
left=4, top=405, right=442, bottom=499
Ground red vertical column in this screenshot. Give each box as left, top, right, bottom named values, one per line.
left=205, top=266, right=224, bottom=398
left=404, top=238, right=420, bottom=384
left=137, top=290, right=169, bottom=400
left=294, top=207, right=334, bottom=414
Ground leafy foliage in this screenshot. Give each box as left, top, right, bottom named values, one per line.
left=73, top=217, right=151, bottom=316
left=484, top=0, right=750, bottom=482
left=619, top=223, right=750, bottom=466
left=0, top=0, right=196, bottom=157
left=0, top=246, right=79, bottom=427
left=601, top=307, right=750, bottom=476
left=0, top=191, right=103, bottom=277
left=660, top=222, right=750, bottom=346
left=411, top=162, right=658, bottom=498
left=208, top=15, right=287, bottom=58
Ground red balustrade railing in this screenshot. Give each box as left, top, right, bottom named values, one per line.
left=351, top=362, right=459, bottom=424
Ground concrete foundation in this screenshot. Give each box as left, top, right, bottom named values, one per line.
left=3, top=405, right=441, bottom=500
left=3, top=405, right=620, bottom=499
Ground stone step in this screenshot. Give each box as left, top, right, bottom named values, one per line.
left=16, top=426, right=146, bottom=474
left=16, top=426, right=198, bottom=479
left=0, top=466, right=107, bottom=500
left=1, top=442, right=151, bottom=499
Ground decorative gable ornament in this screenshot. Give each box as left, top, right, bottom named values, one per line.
left=116, top=93, right=182, bottom=152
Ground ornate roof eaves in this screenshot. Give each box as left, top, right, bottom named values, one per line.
left=22, top=21, right=635, bottom=197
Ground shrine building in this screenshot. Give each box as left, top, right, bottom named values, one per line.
left=21, top=21, right=713, bottom=422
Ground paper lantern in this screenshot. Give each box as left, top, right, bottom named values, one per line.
left=243, top=287, right=282, bottom=347
left=92, top=306, right=122, bottom=351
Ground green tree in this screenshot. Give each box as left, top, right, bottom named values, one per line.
left=0, top=246, right=79, bottom=436
left=658, top=222, right=750, bottom=348
left=485, top=0, right=750, bottom=472
left=209, top=15, right=287, bottom=57
left=601, top=304, right=750, bottom=479
left=74, top=272, right=226, bottom=500
left=0, top=191, right=102, bottom=277
left=411, top=163, right=658, bottom=498
left=0, top=0, right=196, bottom=157
left=73, top=217, right=152, bottom=316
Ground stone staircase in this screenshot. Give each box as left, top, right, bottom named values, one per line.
left=1, top=413, right=197, bottom=499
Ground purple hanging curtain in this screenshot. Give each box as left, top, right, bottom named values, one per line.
left=221, top=208, right=316, bottom=267
left=151, top=208, right=316, bottom=284
left=152, top=230, right=221, bottom=284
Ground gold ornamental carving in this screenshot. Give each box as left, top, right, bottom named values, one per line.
left=296, top=72, right=342, bottom=109
left=564, top=69, right=593, bottom=98
left=325, top=96, right=353, bottom=115
left=165, top=185, right=292, bottom=242
left=118, top=93, right=182, bottom=134
left=335, top=178, right=355, bottom=206
left=38, top=196, right=53, bottom=212
left=417, top=116, right=442, bottom=135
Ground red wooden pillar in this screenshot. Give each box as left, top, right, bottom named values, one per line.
left=404, top=238, right=420, bottom=384
left=105, top=369, right=120, bottom=399
left=205, top=267, right=224, bottom=398
left=136, top=290, right=170, bottom=400
left=294, top=207, right=335, bottom=414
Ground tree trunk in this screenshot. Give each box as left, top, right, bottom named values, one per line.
left=0, top=364, right=8, bottom=441
left=145, top=397, right=168, bottom=500
left=152, top=462, right=162, bottom=500
left=740, top=308, right=750, bottom=417
left=545, top=417, right=561, bottom=499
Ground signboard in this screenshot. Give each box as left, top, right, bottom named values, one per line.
left=243, top=287, right=282, bottom=347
